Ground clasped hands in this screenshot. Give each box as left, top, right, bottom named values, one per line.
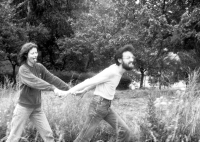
left=54, top=88, right=70, bottom=98
left=54, top=88, right=87, bottom=98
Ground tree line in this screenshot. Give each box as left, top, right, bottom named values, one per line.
left=0, top=0, right=200, bottom=88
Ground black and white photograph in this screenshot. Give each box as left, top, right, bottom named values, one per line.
left=0, top=0, right=200, bottom=142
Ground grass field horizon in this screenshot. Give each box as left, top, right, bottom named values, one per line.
left=1, top=71, right=200, bottom=142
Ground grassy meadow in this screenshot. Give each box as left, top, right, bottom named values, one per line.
left=1, top=72, right=200, bottom=142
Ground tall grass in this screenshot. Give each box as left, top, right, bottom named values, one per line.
left=0, top=81, right=118, bottom=142
left=42, top=93, right=89, bottom=141
left=171, top=70, right=200, bottom=141
left=142, top=70, right=200, bottom=142
left=0, top=76, right=19, bottom=141
left=2, top=71, right=200, bottom=141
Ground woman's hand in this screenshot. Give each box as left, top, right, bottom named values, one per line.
left=54, top=88, right=71, bottom=98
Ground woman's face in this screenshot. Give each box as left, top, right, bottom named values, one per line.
left=27, top=47, right=38, bottom=66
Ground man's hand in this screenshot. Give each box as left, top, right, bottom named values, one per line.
left=74, top=89, right=88, bottom=97
left=54, top=88, right=70, bottom=98
left=54, top=88, right=60, bottom=97
left=54, top=88, right=88, bottom=99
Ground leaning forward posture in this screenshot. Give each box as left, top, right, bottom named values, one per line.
left=61, top=44, right=135, bottom=142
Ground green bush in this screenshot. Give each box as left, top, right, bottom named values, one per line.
left=78, top=72, right=95, bottom=82
left=52, top=71, right=73, bottom=83
left=117, top=75, right=132, bottom=90
left=0, top=126, right=7, bottom=141
left=53, top=71, right=95, bottom=85
left=53, top=71, right=132, bottom=90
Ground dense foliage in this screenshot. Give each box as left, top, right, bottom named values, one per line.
left=0, top=0, right=200, bottom=88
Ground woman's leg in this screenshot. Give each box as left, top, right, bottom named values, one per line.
left=6, top=104, right=33, bottom=142
left=29, top=107, right=54, bottom=142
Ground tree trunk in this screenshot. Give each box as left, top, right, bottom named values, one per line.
left=158, top=76, right=161, bottom=90
left=140, top=68, right=145, bottom=88
left=61, top=56, right=67, bottom=71
left=84, top=51, right=94, bottom=71
left=12, top=64, right=16, bottom=85
left=7, top=55, right=17, bottom=85
left=162, top=0, right=166, bottom=14
left=46, top=46, right=55, bottom=67
left=159, top=69, right=162, bottom=90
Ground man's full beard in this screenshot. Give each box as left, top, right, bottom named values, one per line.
left=122, top=61, right=133, bottom=71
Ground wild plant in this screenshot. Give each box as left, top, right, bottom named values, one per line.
left=0, top=76, right=18, bottom=142
left=171, top=70, right=200, bottom=142
left=140, top=90, right=169, bottom=142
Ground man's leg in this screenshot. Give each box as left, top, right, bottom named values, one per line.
left=74, top=96, right=109, bottom=142
left=29, top=107, right=54, bottom=142
left=74, top=114, right=102, bottom=142
left=6, top=104, right=32, bottom=142
left=104, top=108, right=133, bottom=142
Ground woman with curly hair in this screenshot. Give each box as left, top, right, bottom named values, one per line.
left=6, top=42, right=70, bottom=142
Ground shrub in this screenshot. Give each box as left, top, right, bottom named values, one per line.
left=52, top=71, right=73, bottom=83
left=117, top=75, right=132, bottom=90
left=140, top=92, right=169, bottom=142
left=52, top=71, right=95, bottom=86
left=42, top=92, right=115, bottom=141
left=53, top=70, right=132, bottom=90
left=171, top=70, right=200, bottom=141
left=77, top=72, right=96, bottom=82
left=0, top=74, right=13, bottom=88
left=0, top=126, right=7, bottom=141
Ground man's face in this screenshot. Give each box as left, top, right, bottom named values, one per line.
left=121, top=51, right=135, bottom=71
